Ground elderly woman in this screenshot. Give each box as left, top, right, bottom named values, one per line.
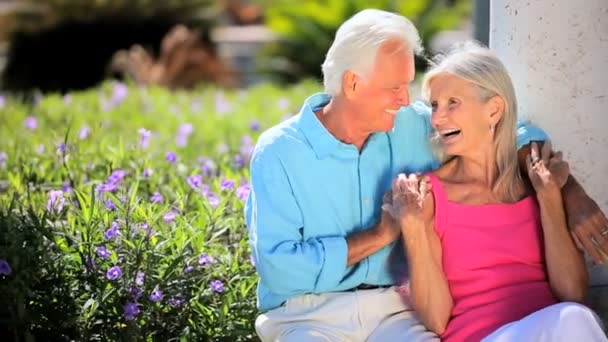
left=385, top=43, right=607, bottom=341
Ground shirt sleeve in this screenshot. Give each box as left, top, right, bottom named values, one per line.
left=516, top=119, right=549, bottom=149
left=245, top=146, right=347, bottom=296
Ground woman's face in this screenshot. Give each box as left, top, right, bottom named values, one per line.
left=429, top=73, right=498, bottom=157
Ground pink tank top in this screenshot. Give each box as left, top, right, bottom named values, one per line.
left=428, top=174, right=557, bottom=341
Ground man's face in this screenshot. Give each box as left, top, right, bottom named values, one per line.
left=352, top=41, right=415, bottom=134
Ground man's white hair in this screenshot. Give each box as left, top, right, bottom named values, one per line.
left=321, top=9, right=423, bottom=97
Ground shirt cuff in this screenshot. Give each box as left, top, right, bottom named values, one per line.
left=315, top=236, right=348, bottom=292
left=516, top=121, right=549, bottom=149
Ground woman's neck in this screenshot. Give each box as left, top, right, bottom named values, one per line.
left=450, top=149, right=498, bottom=188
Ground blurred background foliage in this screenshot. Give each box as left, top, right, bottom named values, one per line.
left=259, top=0, right=471, bottom=83
left=0, top=0, right=471, bottom=92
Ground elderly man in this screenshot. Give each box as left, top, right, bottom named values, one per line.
left=245, top=9, right=607, bottom=341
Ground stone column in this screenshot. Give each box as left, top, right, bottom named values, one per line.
left=490, top=0, right=608, bottom=312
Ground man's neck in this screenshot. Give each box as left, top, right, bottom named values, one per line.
left=315, top=99, right=370, bottom=151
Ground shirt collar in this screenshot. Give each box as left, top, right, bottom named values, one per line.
left=297, top=93, right=343, bottom=159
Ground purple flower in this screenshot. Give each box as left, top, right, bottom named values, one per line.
left=105, top=199, right=117, bottom=211
left=198, top=253, right=215, bottom=266
left=240, top=135, right=254, bottom=160
left=129, top=286, right=143, bottom=300
left=217, top=143, right=228, bottom=155
left=0, top=151, right=7, bottom=168
left=170, top=295, right=185, bottom=308
left=95, top=246, right=111, bottom=259
left=149, top=287, right=163, bottom=302
left=36, top=144, right=45, bottom=154
left=123, top=302, right=140, bottom=321
left=97, top=182, right=119, bottom=193
left=135, top=271, right=145, bottom=286
left=163, top=211, right=177, bottom=223
left=184, top=265, right=194, bottom=273
left=0, top=259, right=12, bottom=276
left=199, top=157, right=216, bottom=177
left=176, top=135, right=188, bottom=147
left=210, top=280, right=225, bottom=293
left=187, top=175, right=203, bottom=190
left=178, top=123, right=193, bottom=135
left=207, top=192, right=220, bottom=208
left=47, top=190, right=65, bottom=214
left=249, top=120, right=260, bottom=131
left=63, top=94, right=72, bottom=105
left=176, top=123, right=194, bottom=147
left=236, top=183, right=250, bottom=202
left=220, top=178, right=235, bottom=191
left=215, top=92, right=232, bottom=114
left=137, top=222, right=151, bottom=236
left=79, top=125, right=90, bottom=139
left=0, top=95, right=4, bottom=108
left=150, top=192, right=163, bottom=204
left=233, top=154, right=246, bottom=169
left=24, top=116, right=38, bottom=130
left=106, top=266, right=122, bottom=280
left=108, top=170, right=126, bottom=184
left=61, top=180, right=73, bottom=193
left=56, top=143, right=68, bottom=155
left=165, top=151, right=177, bottom=163
left=138, top=128, right=151, bottom=149
left=104, top=221, right=120, bottom=239
left=112, top=82, right=128, bottom=104
left=143, top=168, right=153, bottom=178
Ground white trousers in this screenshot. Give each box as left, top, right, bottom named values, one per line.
left=482, top=302, right=607, bottom=342
left=255, top=286, right=438, bottom=342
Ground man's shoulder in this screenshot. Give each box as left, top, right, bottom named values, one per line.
left=396, top=101, right=431, bottom=121
left=252, top=115, right=308, bottom=162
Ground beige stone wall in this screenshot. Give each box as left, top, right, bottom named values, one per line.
left=490, top=0, right=608, bottom=287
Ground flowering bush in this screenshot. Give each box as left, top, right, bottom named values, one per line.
left=0, top=80, right=320, bottom=341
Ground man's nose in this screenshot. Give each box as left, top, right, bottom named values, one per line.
left=396, top=88, right=410, bottom=107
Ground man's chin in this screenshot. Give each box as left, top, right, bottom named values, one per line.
left=379, top=120, right=396, bottom=132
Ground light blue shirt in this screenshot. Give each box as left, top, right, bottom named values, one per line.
left=245, top=93, right=548, bottom=311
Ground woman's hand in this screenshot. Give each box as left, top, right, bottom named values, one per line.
left=526, top=141, right=570, bottom=197
left=383, top=173, right=434, bottom=228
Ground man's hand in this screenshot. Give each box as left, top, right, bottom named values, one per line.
left=564, top=179, right=608, bottom=263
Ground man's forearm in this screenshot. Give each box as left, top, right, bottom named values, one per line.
left=346, top=223, right=396, bottom=267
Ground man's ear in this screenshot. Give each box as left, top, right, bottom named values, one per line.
left=488, top=95, right=505, bottom=127
left=343, top=71, right=358, bottom=99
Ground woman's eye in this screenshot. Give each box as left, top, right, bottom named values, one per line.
left=430, top=102, right=438, bottom=111
left=448, top=98, right=459, bottom=106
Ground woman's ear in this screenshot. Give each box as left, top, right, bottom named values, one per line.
left=487, top=95, right=505, bottom=127
left=343, top=71, right=358, bottom=99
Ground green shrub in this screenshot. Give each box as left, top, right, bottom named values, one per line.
left=0, top=79, right=321, bottom=341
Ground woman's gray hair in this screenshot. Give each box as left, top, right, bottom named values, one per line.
left=422, top=41, right=524, bottom=202
left=321, top=9, right=423, bottom=97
